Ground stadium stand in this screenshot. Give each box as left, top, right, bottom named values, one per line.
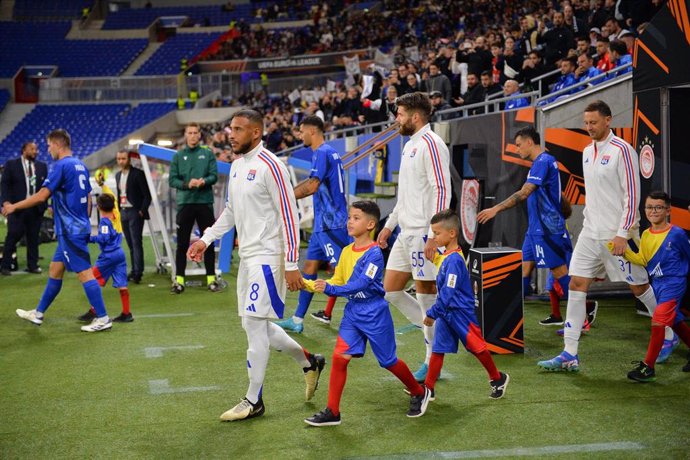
left=0, top=102, right=176, bottom=163
left=135, top=32, right=223, bottom=75
left=0, top=21, right=148, bottom=78
left=13, top=0, right=92, bottom=20
left=0, top=90, right=10, bottom=114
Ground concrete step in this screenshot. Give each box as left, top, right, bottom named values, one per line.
left=122, top=42, right=163, bottom=76
left=374, top=182, right=397, bottom=195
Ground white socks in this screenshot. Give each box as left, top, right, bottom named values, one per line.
left=385, top=290, right=424, bottom=327
left=416, top=293, right=437, bottom=364
left=563, top=290, right=587, bottom=356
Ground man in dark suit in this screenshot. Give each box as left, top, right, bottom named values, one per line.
left=115, top=149, right=151, bottom=283
left=1, top=142, right=48, bottom=275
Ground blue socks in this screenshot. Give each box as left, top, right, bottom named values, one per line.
left=557, top=274, right=571, bottom=300
left=83, top=279, right=107, bottom=318
left=294, top=273, right=317, bottom=319
left=36, top=278, right=63, bottom=314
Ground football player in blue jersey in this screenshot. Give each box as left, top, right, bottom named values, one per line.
left=478, top=126, right=574, bottom=326
left=6, top=129, right=111, bottom=332
left=276, top=116, right=351, bottom=333
left=620, top=191, right=690, bottom=381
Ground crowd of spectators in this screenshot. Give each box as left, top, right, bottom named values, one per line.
left=180, top=0, right=665, bottom=154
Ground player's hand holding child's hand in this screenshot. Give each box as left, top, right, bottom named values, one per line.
left=314, top=279, right=327, bottom=293
left=423, top=316, right=435, bottom=327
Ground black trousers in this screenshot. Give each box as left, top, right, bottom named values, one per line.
left=175, top=203, right=215, bottom=277
left=121, top=207, right=145, bottom=278
left=1, top=208, right=42, bottom=271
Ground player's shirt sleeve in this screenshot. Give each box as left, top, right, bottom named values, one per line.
left=422, top=135, right=451, bottom=236
left=620, top=230, right=651, bottom=267
left=324, top=249, right=382, bottom=297
left=201, top=200, right=235, bottom=246
left=262, top=158, right=300, bottom=271
left=615, top=142, right=640, bottom=239
left=90, top=217, right=116, bottom=245
left=673, top=227, right=690, bottom=263
left=526, top=158, right=547, bottom=187
left=426, top=256, right=464, bottom=319
left=309, top=149, right=328, bottom=183
left=42, top=162, right=64, bottom=194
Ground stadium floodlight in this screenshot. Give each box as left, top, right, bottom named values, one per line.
left=128, top=138, right=144, bottom=146
left=157, top=139, right=173, bottom=147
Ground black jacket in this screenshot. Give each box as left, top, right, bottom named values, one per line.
left=1, top=157, right=48, bottom=214
left=115, top=166, right=152, bottom=219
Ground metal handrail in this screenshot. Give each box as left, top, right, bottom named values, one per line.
left=534, top=62, right=633, bottom=105
left=433, top=90, right=540, bottom=120
left=343, top=128, right=400, bottom=170
left=341, top=122, right=399, bottom=162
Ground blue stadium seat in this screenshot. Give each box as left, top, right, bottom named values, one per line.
left=0, top=102, right=176, bottom=165
left=13, top=0, right=92, bottom=20
left=135, top=32, right=222, bottom=76
left=0, top=21, right=148, bottom=78
left=0, top=90, right=10, bottom=114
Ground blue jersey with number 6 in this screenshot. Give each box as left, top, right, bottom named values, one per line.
left=310, top=143, right=348, bottom=232
left=43, top=156, right=91, bottom=236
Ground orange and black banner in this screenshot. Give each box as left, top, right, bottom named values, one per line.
left=469, top=248, right=524, bottom=354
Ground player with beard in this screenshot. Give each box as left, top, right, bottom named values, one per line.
left=376, top=92, right=451, bottom=382
left=187, top=109, right=325, bottom=421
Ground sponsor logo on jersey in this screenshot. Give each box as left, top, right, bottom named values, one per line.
left=101, top=225, right=109, bottom=234
left=417, top=268, right=425, bottom=277
left=584, top=157, right=589, bottom=163
left=183, top=156, right=187, bottom=161
left=354, top=292, right=367, bottom=299
left=247, top=169, right=257, bottom=181
left=626, top=275, right=634, bottom=283
left=527, top=174, right=542, bottom=181
left=245, top=304, right=256, bottom=312
left=410, top=148, right=417, bottom=158
left=447, top=273, right=457, bottom=288
left=537, top=258, right=546, bottom=266
left=600, top=155, right=611, bottom=165
left=365, top=263, right=378, bottom=279
left=650, top=262, right=664, bottom=278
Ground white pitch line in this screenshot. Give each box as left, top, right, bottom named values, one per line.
left=348, top=442, right=645, bottom=459
left=136, top=313, right=195, bottom=318
left=148, top=379, right=220, bottom=395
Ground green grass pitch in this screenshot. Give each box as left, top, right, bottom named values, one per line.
left=1, top=236, right=689, bottom=459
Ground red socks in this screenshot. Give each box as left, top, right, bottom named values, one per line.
left=549, top=290, right=562, bottom=318
left=386, top=359, right=423, bottom=396
left=424, top=352, right=445, bottom=391
left=324, top=296, right=336, bottom=317
left=644, top=325, right=665, bottom=368
left=119, top=288, right=130, bottom=315
left=474, top=349, right=501, bottom=381
left=327, top=354, right=350, bottom=416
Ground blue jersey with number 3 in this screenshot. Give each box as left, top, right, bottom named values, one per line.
left=310, top=143, right=347, bottom=232
left=43, top=156, right=91, bottom=236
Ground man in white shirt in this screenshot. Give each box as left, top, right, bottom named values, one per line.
left=376, top=92, right=452, bottom=382
left=187, top=109, right=325, bottom=421
left=538, top=100, right=675, bottom=372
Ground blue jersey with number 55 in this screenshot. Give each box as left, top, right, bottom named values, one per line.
left=43, top=156, right=92, bottom=236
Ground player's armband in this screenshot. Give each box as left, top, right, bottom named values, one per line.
left=302, top=278, right=316, bottom=293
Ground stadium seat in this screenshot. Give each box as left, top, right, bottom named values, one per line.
left=135, top=32, right=222, bottom=76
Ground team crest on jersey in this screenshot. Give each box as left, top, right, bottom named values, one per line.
left=183, top=156, right=188, bottom=161
left=365, top=263, right=378, bottom=279
left=247, top=169, right=257, bottom=181
left=410, top=148, right=417, bottom=158
left=600, top=155, right=611, bottom=165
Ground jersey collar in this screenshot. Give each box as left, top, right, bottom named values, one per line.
left=410, top=123, right=432, bottom=143
left=244, top=141, right=265, bottom=160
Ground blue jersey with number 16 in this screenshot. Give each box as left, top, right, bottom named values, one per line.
left=43, top=156, right=92, bottom=236
left=310, top=143, right=348, bottom=232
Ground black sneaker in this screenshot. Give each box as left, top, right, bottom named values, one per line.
left=304, top=407, right=341, bottom=426
left=683, top=352, right=690, bottom=373
left=586, top=300, right=599, bottom=326
left=170, top=283, right=184, bottom=294
left=404, top=386, right=436, bottom=401
left=131, top=276, right=141, bottom=285
left=489, top=372, right=510, bottom=399
left=539, top=314, right=564, bottom=326
left=310, top=310, right=332, bottom=324
left=208, top=280, right=223, bottom=292
left=407, top=385, right=431, bottom=417
left=627, top=361, right=656, bottom=382
left=78, top=310, right=96, bottom=322
left=113, top=313, right=134, bottom=323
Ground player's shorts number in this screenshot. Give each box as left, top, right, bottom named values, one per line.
left=618, top=259, right=632, bottom=273
left=324, top=243, right=335, bottom=258
left=249, top=283, right=260, bottom=301
left=411, top=251, right=425, bottom=267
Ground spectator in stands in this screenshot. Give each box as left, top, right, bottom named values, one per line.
left=334, top=87, right=362, bottom=128
left=619, top=29, right=635, bottom=54
left=456, top=36, right=492, bottom=77
left=403, top=73, right=421, bottom=95
left=590, top=0, right=614, bottom=29
left=605, top=17, right=624, bottom=41
left=576, top=36, right=595, bottom=59
left=422, top=63, right=452, bottom=103
left=308, top=100, right=325, bottom=122
left=169, top=122, right=219, bottom=294
left=430, top=91, right=453, bottom=121
left=265, top=121, right=283, bottom=152
left=541, top=56, right=578, bottom=105
left=537, top=11, right=575, bottom=66
left=503, top=80, right=530, bottom=110
left=519, top=50, right=549, bottom=92
left=455, top=72, right=485, bottom=115
left=480, top=71, right=501, bottom=98
left=574, top=52, right=602, bottom=87
left=489, top=42, right=506, bottom=85
left=1, top=141, right=47, bottom=275
left=609, top=40, right=633, bottom=75
left=595, top=37, right=614, bottom=72
left=589, top=27, right=601, bottom=48
left=519, top=15, right=539, bottom=57
left=500, top=37, right=523, bottom=82
left=115, top=149, right=151, bottom=284
left=564, top=4, right=586, bottom=36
